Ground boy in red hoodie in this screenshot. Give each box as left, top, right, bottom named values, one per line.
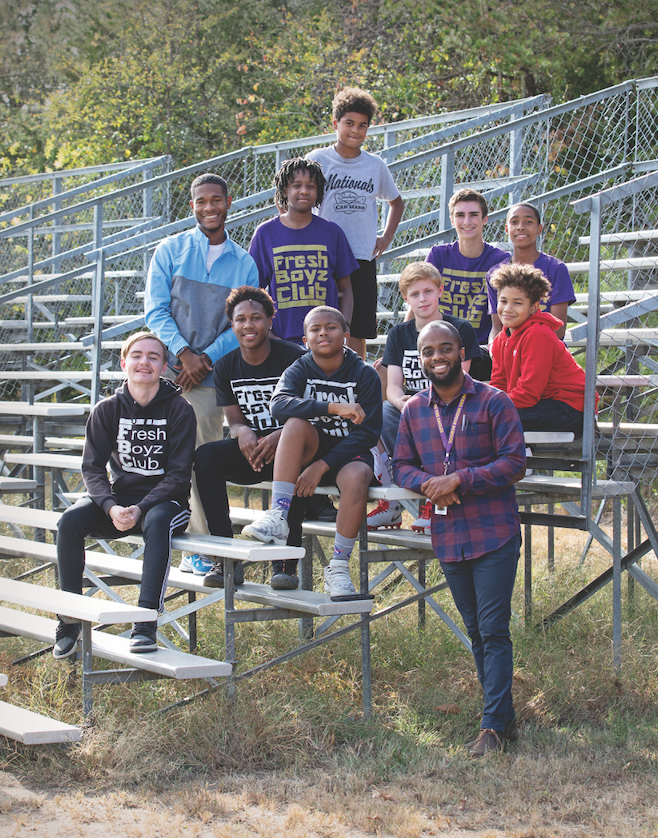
left=489, top=263, right=587, bottom=437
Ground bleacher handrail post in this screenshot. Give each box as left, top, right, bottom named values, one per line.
left=439, top=151, right=454, bottom=233
left=91, top=250, right=106, bottom=405
left=582, top=195, right=603, bottom=516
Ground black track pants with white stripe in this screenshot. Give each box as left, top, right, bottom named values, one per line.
left=57, top=495, right=190, bottom=613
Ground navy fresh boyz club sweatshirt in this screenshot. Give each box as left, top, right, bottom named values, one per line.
left=82, top=378, right=197, bottom=516
left=270, top=347, right=382, bottom=473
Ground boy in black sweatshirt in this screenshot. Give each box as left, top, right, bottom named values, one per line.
left=53, top=332, right=196, bottom=659
left=241, top=306, right=382, bottom=597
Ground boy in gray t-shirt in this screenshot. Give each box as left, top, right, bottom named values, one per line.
left=307, top=87, right=404, bottom=359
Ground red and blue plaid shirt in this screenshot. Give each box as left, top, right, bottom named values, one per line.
left=393, top=375, right=526, bottom=562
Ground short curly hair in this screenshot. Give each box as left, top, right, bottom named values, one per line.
left=225, top=286, right=275, bottom=321
left=190, top=172, right=228, bottom=199
left=303, top=306, right=348, bottom=335
left=488, top=263, right=551, bottom=305
left=274, top=158, right=325, bottom=211
left=332, top=87, right=377, bottom=124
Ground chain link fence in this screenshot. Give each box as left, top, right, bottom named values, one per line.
left=1, top=80, right=658, bottom=472
left=573, top=175, right=658, bottom=489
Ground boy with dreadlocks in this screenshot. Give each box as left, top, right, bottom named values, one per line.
left=248, top=158, right=358, bottom=346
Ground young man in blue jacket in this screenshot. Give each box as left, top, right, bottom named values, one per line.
left=145, top=173, right=259, bottom=574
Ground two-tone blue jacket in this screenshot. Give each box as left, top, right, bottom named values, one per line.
left=145, top=225, right=259, bottom=386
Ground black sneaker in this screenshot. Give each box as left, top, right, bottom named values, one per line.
left=271, top=571, right=299, bottom=590
left=53, top=620, right=82, bottom=660
left=203, top=560, right=245, bottom=589
left=270, top=559, right=299, bottom=589
left=306, top=495, right=337, bottom=522
left=129, top=621, right=158, bottom=653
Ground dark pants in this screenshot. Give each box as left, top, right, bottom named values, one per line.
left=440, top=533, right=520, bottom=732
left=57, top=496, right=190, bottom=612
left=517, top=398, right=584, bottom=438
left=381, top=399, right=402, bottom=458
left=194, top=438, right=303, bottom=572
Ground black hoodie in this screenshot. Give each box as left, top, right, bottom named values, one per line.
left=82, top=378, right=196, bottom=516
left=271, top=347, right=382, bottom=473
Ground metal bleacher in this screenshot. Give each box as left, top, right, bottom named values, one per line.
left=1, top=78, right=658, bottom=677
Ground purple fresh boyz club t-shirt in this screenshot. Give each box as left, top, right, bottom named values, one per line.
left=249, top=215, right=358, bottom=344
left=486, top=251, right=576, bottom=314
left=426, top=241, right=508, bottom=343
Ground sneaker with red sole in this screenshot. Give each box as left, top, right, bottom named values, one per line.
left=367, top=499, right=402, bottom=530
left=411, top=500, right=432, bottom=534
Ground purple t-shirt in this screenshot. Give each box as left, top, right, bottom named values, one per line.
left=486, top=252, right=576, bottom=314
left=425, top=241, right=508, bottom=343
left=249, top=215, right=358, bottom=344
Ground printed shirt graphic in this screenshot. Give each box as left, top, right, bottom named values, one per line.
left=249, top=216, right=357, bottom=344
left=382, top=317, right=481, bottom=395
left=213, top=341, right=305, bottom=434
left=303, top=377, right=358, bottom=438
left=306, top=146, right=400, bottom=260
left=426, top=242, right=508, bottom=343
left=486, top=251, right=577, bottom=314
left=116, top=417, right=168, bottom=476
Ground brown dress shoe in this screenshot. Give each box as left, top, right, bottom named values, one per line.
left=465, top=717, right=517, bottom=750
left=469, top=728, right=504, bottom=757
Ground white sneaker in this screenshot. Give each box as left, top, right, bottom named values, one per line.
left=179, top=554, right=213, bottom=574
left=241, top=508, right=289, bottom=546
left=324, top=562, right=356, bottom=597
left=367, top=499, right=402, bottom=530
left=411, top=500, right=432, bottom=535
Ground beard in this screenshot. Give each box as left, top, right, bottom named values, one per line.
left=424, top=356, right=462, bottom=389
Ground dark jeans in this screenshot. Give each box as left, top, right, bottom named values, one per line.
left=194, top=438, right=303, bottom=572
left=381, top=399, right=402, bottom=458
left=57, top=496, right=190, bottom=612
left=517, top=398, right=584, bottom=438
left=440, top=533, right=520, bottom=732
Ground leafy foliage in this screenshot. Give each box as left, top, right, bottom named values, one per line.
left=2, top=0, right=658, bottom=174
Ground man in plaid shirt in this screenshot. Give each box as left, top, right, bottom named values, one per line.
left=393, top=320, right=526, bottom=757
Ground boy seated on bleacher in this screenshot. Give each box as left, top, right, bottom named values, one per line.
left=372, top=262, right=480, bottom=533
left=241, top=306, right=382, bottom=598
left=194, top=286, right=306, bottom=591
left=53, top=332, right=196, bottom=659
left=489, top=263, right=588, bottom=437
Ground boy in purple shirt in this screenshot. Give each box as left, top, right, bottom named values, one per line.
left=487, top=202, right=576, bottom=342
left=424, top=188, right=508, bottom=379
left=393, top=320, right=525, bottom=756
left=249, top=158, right=357, bottom=345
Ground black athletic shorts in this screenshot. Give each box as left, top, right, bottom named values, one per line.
left=311, top=430, right=375, bottom=485
left=349, top=258, right=378, bottom=339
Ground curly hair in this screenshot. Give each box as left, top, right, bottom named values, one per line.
left=274, top=158, right=325, bottom=211
left=225, top=286, right=275, bottom=320
left=488, top=263, right=551, bottom=305
left=332, top=87, right=377, bottom=124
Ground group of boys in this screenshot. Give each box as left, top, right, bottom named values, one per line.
left=51, top=85, right=588, bottom=757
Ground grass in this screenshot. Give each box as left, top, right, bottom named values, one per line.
left=1, top=494, right=658, bottom=836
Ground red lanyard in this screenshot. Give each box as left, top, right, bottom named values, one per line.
left=432, top=394, right=466, bottom=475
